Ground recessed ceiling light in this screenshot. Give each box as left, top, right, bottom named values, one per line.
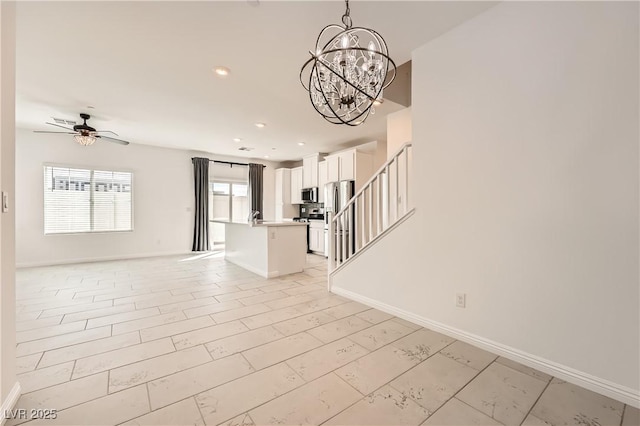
left=233, top=138, right=242, bottom=142
left=264, top=155, right=270, bottom=159
left=255, top=122, right=266, bottom=128
left=271, top=147, right=276, bottom=150
left=297, top=142, right=305, bottom=146
left=214, top=66, right=230, bottom=77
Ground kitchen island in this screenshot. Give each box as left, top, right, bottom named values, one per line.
left=215, top=221, right=308, bottom=278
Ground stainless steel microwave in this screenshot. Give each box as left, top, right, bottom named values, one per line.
left=301, top=187, right=318, bottom=203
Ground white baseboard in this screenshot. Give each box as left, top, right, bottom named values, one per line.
left=1, top=382, right=21, bottom=426
left=16, top=251, right=193, bottom=268
left=224, top=256, right=304, bottom=279
left=331, top=286, right=640, bottom=408
left=224, top=257, right=269, bottom=278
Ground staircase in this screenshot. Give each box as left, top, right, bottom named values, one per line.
left=328, top=142, right=414, bottom=279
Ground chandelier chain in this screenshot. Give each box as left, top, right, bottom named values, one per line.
left=341, top=0, right=352, bottom=29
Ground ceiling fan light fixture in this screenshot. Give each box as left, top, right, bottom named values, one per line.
left=74, top=134, right=96, bottom=146
left=300, top=0, right=396, bottom=126
left=35, top=113, right=130, bottom=146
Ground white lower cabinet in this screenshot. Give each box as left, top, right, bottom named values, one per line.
left=308, top=221, right=325, bottom=254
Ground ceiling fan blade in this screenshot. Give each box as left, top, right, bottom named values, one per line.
left=34, top=130, right=77, bottom=134
left=96, top=135, right=130, bottom=145
left=92, top=130, right=120, bottom=136
left=45, top=122, right=75, bottom=131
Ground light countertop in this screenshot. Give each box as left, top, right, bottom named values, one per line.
left=210, top=220, right=307, bottom=227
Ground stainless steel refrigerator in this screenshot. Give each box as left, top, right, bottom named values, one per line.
left=325, top=180, right=356, bottom=259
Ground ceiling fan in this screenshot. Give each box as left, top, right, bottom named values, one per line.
left=34, top=113, right=130, bottom=146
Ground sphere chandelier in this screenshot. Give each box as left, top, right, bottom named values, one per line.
left=300, top=0, right=396, bottom=126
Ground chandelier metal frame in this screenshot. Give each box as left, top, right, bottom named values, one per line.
left=300, top=0, right=396, bottom=126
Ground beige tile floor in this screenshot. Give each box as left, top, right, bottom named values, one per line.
left=8, top=253, right=639, bottom=426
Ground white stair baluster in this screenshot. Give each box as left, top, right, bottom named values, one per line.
left=327, top=142, right=413, bottom=274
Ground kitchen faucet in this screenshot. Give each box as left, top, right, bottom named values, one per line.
left=249, top=210, right=260, bottom=223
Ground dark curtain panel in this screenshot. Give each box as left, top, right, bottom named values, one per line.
left=248, top=163, right=264, bottom=220
left=192, top=157, right=210, bottom=251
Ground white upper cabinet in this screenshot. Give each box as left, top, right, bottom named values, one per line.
left=326, top=155, right=340, bottom=183
left=275, top=168, right=291, bottom=205
left=324, top=147, right=374, bottom=192
left=318, top=160, right=327, bottom=203
left=275, top=168, right=298, bottom=220
left=302, top=154, right=321, bottom=188
left=338, top=150, right=356, bottom=181
left=290, top=167, right=303, bottom=204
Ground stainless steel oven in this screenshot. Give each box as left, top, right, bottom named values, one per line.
left=301, top=187, right=318, bottom=203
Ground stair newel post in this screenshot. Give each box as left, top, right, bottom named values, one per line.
left=376, top=175, right=382, bottom=235
left=336, top=212, right=342, bottom=268
left=368, top=184, right=374, bottom=242
left=360, top=194, right=365, bottom=249
left=395, top=154, right=400, bottom=220
left=342, top=212, right=347, bottom=265
left=328, top=211, right=335, bottom=285
left=405, top=147, right=410, bottom=213
left=385, top=165, right=390, bottom=230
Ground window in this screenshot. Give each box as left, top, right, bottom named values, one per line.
left=43, top=165, right=133, bottom=234
left=209, top=181, right=249, bottom=224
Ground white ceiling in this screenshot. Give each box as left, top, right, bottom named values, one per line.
left=15, top=1, right=495, bottom=161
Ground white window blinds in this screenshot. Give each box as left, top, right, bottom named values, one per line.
left=43, top=166, right=133, bottom=234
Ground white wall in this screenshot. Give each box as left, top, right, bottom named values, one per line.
left=387, top=107, right=412, bottom=159
left=373, top=140, right=387, bottom=170
left=333, top=1, right=639, bottom=405
left=0, top=0, right=18, bottom=412
left=16, top=129, right=277, bottom=266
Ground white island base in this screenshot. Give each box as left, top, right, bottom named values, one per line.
left=222, top=221, right=308, bottom=278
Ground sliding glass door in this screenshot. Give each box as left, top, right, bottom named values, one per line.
left=209, top=181, right=249, bottom=244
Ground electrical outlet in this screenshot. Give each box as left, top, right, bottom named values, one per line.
left=2, top=192, right=8, bottom=213
left=270, top=230, right=276, bottom=240
left=456, top=293, right=466, bottom=308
